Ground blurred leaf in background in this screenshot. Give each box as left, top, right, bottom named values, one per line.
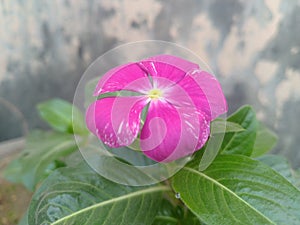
left=3, top=131, right=77, bottom=191
left=2, top=98, right=88, bottom=191
left=37, top=98, right=89, bottom=135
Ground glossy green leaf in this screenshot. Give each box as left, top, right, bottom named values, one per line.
left=173, top=155, right=300, bottom=225
left=199, top=119, right=245, bottom=171
left=251, top=123, right=277, bottom=157
left=210, top=119, right=245, bottom=134
left=221, top=105, right=258, bottom=156
left=258, top=154, right=296, bottom=185
left=37, top=98, right=88, bottom=135
left=3, top=131, right=78, bottom=191
left=199, top=107, right=254, bottom=171
left=28, top=163, right=168, bottom=225
left=258, top=154, right=293, bottom=180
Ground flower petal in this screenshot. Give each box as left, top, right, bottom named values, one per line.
left=142, top=54, right=199, bottom=73
left=189, top=70, right=228, bottom=119
left=163, top=75, right=211, bottom=119
left=140, top=100, right=210, bottom=162
left=138, top=54, right=199, bottom=84
left=164, top=70, right=227, bottom=120
left=94, top=63, right=152, bottom=96
left=86, top=96, right=149, bottom=147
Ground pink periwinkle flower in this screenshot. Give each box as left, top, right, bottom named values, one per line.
left=86, top=55, right=227, bottom=162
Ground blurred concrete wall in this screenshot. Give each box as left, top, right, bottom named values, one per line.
left=1, top=0, right=300, bottom=166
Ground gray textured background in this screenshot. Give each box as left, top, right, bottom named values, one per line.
left=1, top=0, right=300, bottom=167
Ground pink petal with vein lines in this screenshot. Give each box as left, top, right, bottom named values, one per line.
left=138, top=55, right=198, bottom=84
left=164, top=70, right=227, bottom=120
left=163, top=76, right=211, bottom=119
left=189, top=70, right=228, bottom=119
left=86, top=96, right=149, bottom=147
left=93, top=63, right=150, bottom=96
left=140, top=100, right=209, bottom=162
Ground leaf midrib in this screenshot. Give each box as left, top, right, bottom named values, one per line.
left=183, top=167, right=275, bottom=225
left=51, top=185, right=170, bottom=225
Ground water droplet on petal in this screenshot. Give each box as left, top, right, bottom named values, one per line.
left=175, top=192, right=181, bottom=199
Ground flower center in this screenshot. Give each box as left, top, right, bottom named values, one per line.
left=148, top=89, right=163, bottom=100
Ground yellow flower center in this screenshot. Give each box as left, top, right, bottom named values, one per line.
left=148, top=89, right=163, bottom=100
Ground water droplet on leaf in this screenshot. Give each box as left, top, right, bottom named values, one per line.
left=175, top=192, right=181, bottom=199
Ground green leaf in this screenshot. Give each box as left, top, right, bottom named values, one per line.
left=199, top=107, right=254, bottom=171
left=152, top=199, right=179, bottom=225
left=37, top=98, right=88, bottom=135
left=3, top=131, right=78, bottom=191
left=80, top=143, right=163, bottom=185
left=221, top=105, right=258, bottom=156
left=28, top=163, right=168, bottom=225
left=172, top=155, right=300, bottom=225
left=200, top=119, right=245, bottom=171
left=152, top=198, right=203, bottom=225
left=210, top=119, right=245, bottom=134
left=198, top=133, right=223, bottom=171
left=251, top=123, right=277, bottom=157
left=258, top=154, right=296, bottom=185
left=110, top=146, right=156, bottom=166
